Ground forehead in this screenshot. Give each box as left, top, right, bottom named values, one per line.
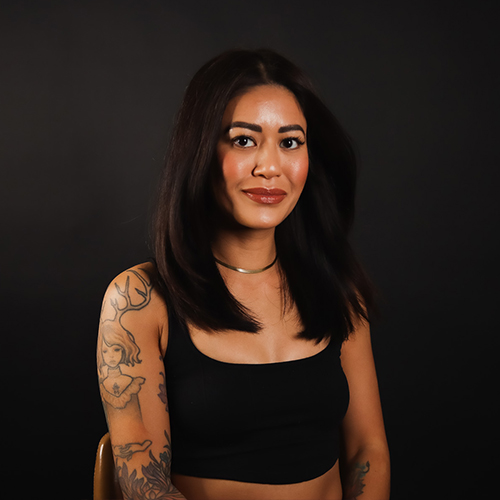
left=222, top=85, right=306, bottom=129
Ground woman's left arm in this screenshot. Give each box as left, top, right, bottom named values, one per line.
left=340, top=318, right=390, bottom=500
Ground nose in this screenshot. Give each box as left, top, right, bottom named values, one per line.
left=252, top=143, right=282, bottom=179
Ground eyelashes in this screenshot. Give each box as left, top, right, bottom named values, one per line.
left=231, top=135, right=305, bottom=150
left=232, top=135, right=256, bottom=148
left=280, top=137, right=305, bottom=149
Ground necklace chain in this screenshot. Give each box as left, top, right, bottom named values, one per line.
left=214, top=255, right=278, bottom=274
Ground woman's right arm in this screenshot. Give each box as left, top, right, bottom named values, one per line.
left=96, top=264, right=186, bottom=499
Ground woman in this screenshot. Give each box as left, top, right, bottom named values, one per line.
left=97, top=49, right=390, bottom=500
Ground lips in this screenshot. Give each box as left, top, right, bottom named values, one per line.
left=243, top=188, right=287, bottom=195
left=242, top=187, right=287, bottom=204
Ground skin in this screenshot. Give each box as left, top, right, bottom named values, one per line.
left=97, top=85, right=390, bottom=500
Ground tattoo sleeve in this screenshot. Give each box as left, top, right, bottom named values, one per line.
left=98, top=269, right=185, bottom=498
left=343, top=461, right=370, bottom=499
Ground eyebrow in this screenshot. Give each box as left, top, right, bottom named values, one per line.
left=225, top=121, right=306, bottom=135
left=278, top=124, right=306, bottom=134
left=225, top=121, right=262, bottom=133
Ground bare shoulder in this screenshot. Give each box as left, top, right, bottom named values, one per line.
left=100, top=262, right=168, bottom=347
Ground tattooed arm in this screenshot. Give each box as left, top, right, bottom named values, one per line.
left=340, top=318, right=390, bottom=500
left=97, top=264, right=186, bottom=500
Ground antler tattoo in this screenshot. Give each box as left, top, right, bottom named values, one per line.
left=110, top=269, right=152, bottom=321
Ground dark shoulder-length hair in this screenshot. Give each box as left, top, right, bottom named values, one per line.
left=152, top=48, right=375, bottom=344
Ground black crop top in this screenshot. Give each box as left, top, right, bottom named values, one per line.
left=164, top=313, right=350, bottom=485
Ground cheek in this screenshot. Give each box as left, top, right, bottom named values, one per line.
left=289, top=155, right=309, bottom=190
left=219, top=151, right=252, bottom=189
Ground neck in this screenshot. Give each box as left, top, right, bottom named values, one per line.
left=106, top=365, right=122, bottom=377
left=212, top=227, right=277, bottom=272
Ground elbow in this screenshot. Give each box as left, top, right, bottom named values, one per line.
left=343, top=439, right=391, bottom=479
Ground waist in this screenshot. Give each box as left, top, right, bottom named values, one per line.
left=172, top=460, right=343, bottom=500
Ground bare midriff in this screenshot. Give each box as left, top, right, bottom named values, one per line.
left=172, top=460, right=343, bottom=500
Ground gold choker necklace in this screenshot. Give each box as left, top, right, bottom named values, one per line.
left=214, top=255, right=278, bottom=274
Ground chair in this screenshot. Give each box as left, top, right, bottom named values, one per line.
left=93, top=433, right=123, bottom=500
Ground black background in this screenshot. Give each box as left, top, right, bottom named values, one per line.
left=2, top=1, right=499, bottom=498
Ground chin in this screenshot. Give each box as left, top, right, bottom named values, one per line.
left=234, top=210, right=290, bottom=230
left=217, top=199, right=297, bottom=231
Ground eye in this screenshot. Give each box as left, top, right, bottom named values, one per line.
left=280, top=137, right=305, bottom=150
left=232, top=135, right=256, bottom=148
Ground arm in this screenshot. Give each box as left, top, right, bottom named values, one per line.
left=97, top=264, right=186, bottom=499
left=340, top=318, right=390, bottom=500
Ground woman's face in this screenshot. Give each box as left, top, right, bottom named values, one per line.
left=215, top=85, right=308, bottom=230
left=102, top=343, right=123, bottom=368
